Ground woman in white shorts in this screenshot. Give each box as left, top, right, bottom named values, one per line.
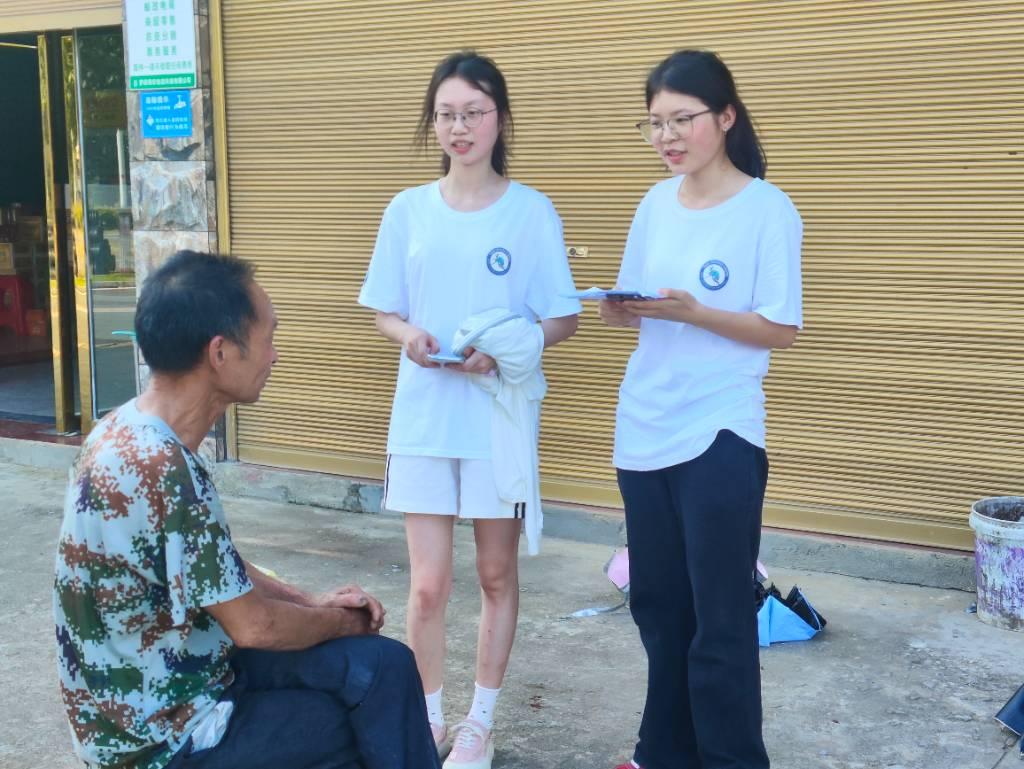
left=358, top=50, right=580, bottom=769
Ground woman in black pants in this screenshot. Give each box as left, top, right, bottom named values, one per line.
left=600, top=49, right=803, bottom=769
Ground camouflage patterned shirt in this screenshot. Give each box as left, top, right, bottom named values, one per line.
left=53, top=400, right=252, bottom=769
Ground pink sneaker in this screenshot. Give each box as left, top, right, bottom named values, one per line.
left=431, top=722, right=453, bottom=760
left=442, top=719, right=494, bottom=769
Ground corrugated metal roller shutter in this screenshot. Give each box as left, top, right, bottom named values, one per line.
left=220, top=0, right=1023, bottom=549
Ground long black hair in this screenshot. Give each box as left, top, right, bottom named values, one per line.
left=646, top=49, right=766, bottom=179
left=415, top=50, right=514, bottom=176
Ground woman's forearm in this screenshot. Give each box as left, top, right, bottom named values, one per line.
left=541, top=314, right=579, bottom=348
left=375, top=311, right=416, bottom=345
left=691, top=306, right=798, bottom=349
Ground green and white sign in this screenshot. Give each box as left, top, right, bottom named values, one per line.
left=126, top=0, right=196, bottom=90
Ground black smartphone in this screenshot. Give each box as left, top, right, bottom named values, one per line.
left=605, top=290, right=651, bottom=302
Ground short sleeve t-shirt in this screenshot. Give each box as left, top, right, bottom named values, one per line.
left=53, top=400, right=252, bottom=769
left=614, top=176, right=803, bottom=471
left=359, top=180, right=581, bottom=458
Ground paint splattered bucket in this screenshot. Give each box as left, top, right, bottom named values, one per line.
left=969, top=497, right=1024, bottom=631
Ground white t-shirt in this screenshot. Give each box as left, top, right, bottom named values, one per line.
left=613, top=176, right=803, bottom=471
left=359, top=180, right=581, bottom=458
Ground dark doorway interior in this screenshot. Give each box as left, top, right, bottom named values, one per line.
left=0, top=35, right=54, bottom=421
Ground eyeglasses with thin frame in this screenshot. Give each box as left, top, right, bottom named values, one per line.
left=635, top=109, right=714, bottom=143
left=433, top=108, right=497, bottom=129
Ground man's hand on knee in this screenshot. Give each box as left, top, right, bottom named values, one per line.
left=315, top=585, right=386, bottom=633
left=333, top=606, right=382, bottom=636
left=207, top=586, right=385, bottom=650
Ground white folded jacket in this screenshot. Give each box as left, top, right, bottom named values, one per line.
left=452, top=309, right=546, bottom=554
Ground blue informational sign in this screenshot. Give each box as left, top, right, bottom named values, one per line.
left=140, top=90, right=193, bottom=138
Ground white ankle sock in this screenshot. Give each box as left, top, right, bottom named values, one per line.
left=425, top=686, right=444, bottom=727
left=467, top=682, right=500, bottom=729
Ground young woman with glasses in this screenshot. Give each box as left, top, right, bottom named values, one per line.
left=600, top=49, right=803, bottom=769
left=359, top=51, right=580, bottom=769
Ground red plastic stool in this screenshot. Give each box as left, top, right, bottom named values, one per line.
left=0, top=275, right=32, bottom=337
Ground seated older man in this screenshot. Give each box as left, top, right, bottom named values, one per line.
left=53, top=250, right=440, bottom=769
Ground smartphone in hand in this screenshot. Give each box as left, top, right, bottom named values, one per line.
left=605, top=290, right=660, bottom=302
left=426, top=352, right=466, bottom=365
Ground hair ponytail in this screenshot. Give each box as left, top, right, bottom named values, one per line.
left=645, top=49, right=766, bottom=179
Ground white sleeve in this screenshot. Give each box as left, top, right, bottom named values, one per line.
left=752, top=196, right=803, bottom=328
left=524, top=200, right=582, bottom=320
left=616, top=191, right=651, bottom=291
left=358, top=196, right=408, bottom=317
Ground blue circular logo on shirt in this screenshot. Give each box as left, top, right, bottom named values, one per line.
left=487, top=247, right=512, bottom=276
left=699, top=260, right=729, bottom=290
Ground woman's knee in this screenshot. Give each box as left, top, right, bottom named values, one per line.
left=408, top=574, right=452, bottom=618
left=476, top=557, right=517, bottom=598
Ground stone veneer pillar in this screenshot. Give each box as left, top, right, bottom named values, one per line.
left=125, top=0, right=220, bottom=460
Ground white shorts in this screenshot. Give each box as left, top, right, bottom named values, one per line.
left=383, top=454, right=526, bottom=520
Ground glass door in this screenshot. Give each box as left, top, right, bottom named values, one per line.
left=74, top=28, right=136, bottom=420
left=49, top=28, right=136, bottom=433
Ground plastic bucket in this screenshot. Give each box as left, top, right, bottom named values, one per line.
left=969, top=496, right=1024, bottom=631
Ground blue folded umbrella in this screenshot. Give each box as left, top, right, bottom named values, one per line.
left=996, top=682, right=1024, bottom=758
left=756, top=585, right=826, bottom=647
left=997, top=682, right=1024, bottom=735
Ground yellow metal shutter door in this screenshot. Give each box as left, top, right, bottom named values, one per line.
left=218, top=0, right=1024, bottom=549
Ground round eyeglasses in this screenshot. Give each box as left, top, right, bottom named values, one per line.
left=635, top=109, right=714, bottom=143
left=433, top=108, right=497, bottom=129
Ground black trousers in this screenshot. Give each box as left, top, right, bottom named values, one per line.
left=618, top=430, right=770, bottom=769
left=166, top=635, right=441, bottom=769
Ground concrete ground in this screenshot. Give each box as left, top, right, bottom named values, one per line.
left=2, top=458, right=1021, bottom=769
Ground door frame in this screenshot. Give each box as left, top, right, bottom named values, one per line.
left=37, top=28, right=111, bottom=435
left=61, top=31, right=96, bottom=434
left=37, top=32, right=79, bottom=432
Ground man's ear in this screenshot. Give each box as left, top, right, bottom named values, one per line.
left=207, top=335, right=228, bottom=369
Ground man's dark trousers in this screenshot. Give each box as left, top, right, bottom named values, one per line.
left=166, top=634, right=440, bottom=769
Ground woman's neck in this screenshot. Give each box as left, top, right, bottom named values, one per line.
left=440, top=163, right=508, bottom=212
left=678, top=153, right=751, bottom=210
